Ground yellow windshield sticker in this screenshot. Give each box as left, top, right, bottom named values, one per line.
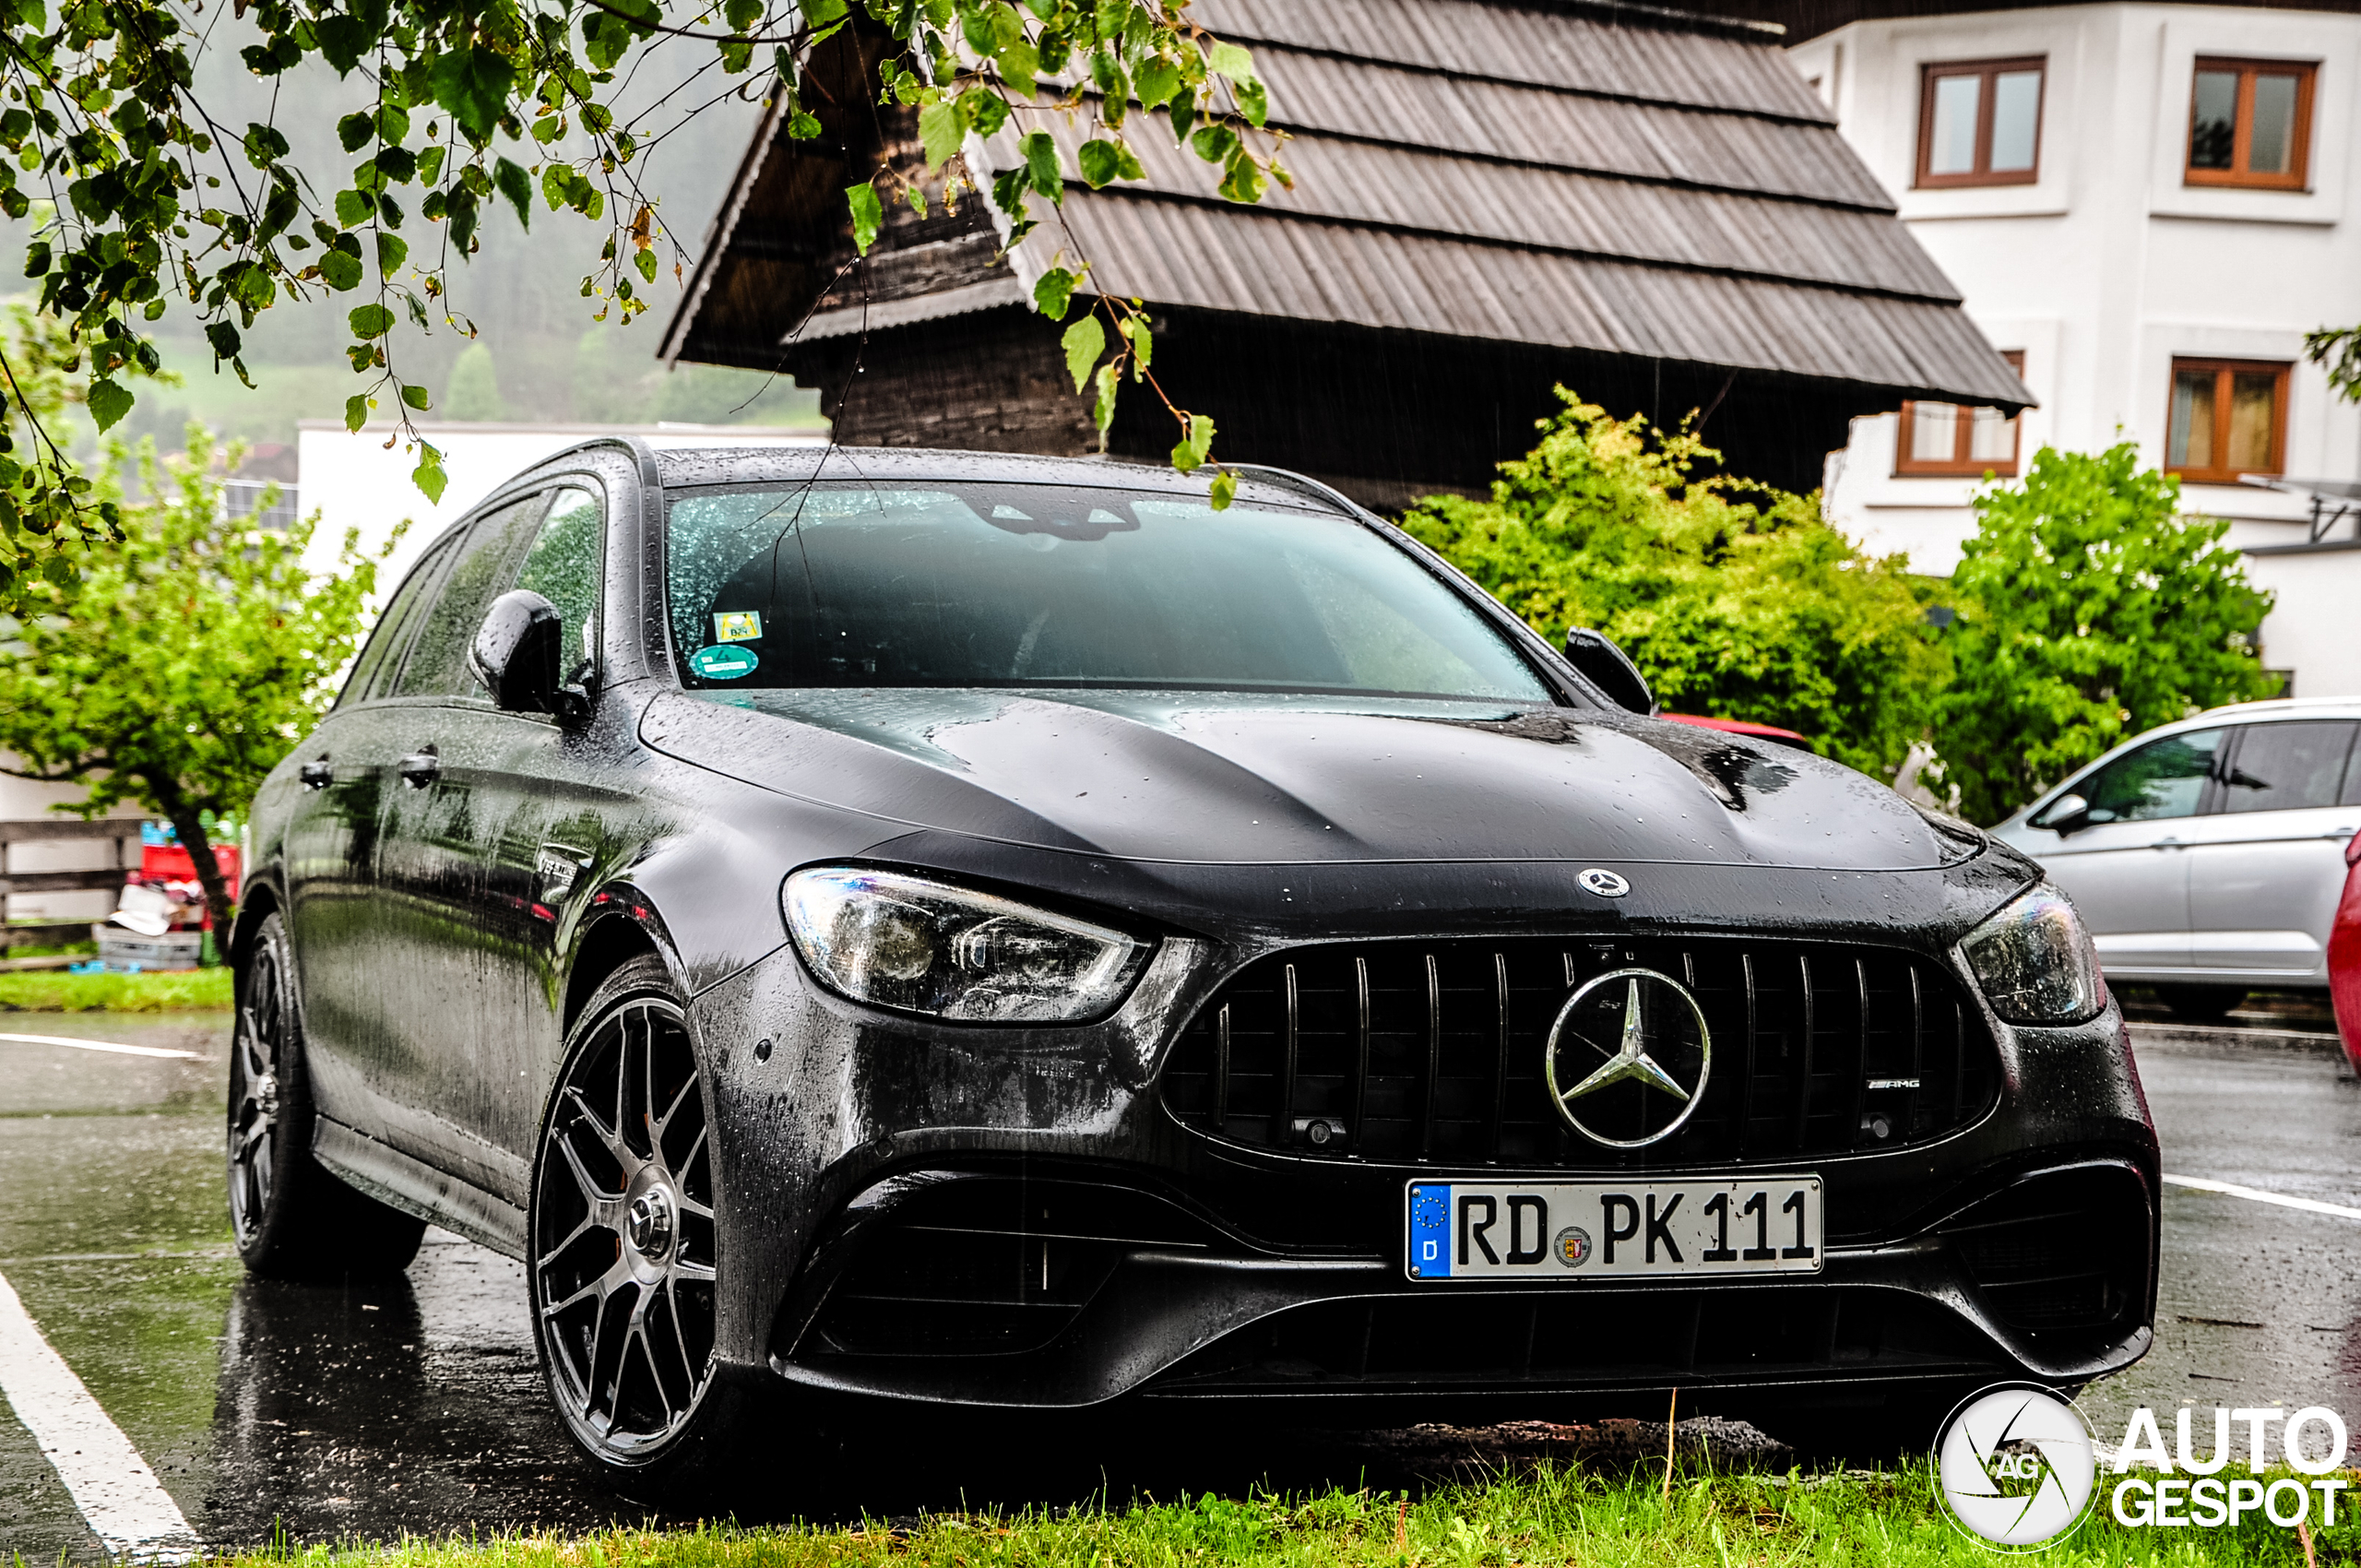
left=713, top=611, right=764, bottom=643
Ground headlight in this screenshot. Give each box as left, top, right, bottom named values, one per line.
left=1961, top=885, right=2106, bottom=1025
left=782, top=868, right=1150, bottom=1023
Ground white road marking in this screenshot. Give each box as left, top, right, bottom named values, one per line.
left=0, top=1268, right=197, bottom=1561
left=2163, top=1173, right=2361, bottom=1222
left=0, top=1031, right=203, bottom=1061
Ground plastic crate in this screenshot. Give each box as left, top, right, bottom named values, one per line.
left=91, top=924, right=204, bottom=972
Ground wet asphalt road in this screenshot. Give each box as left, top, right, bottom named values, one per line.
left=5, top=1000, right=2360, bottom=1557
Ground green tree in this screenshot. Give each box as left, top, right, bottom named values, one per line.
left=2309, top=325, right=2361, bottom=403
left=443, top=343, right=511, bottom=422
left=0, top=0, right=1292, bottom=578
left=0, top=428, right=399, bottom=929
left=569, top=327, right=648, bottom=424
left=1929, top=443, right=2277, bottom=826
left=1403, top=393, right=1948, bottom=779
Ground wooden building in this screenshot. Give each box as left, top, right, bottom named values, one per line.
left=659, top=0, right=2031, bottom=507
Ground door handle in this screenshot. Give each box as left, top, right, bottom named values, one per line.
left=2152, top=837, right=2183, bottom=850
left=298, top=756, right=332, bottom=790
left=2328, top=826, right=2356, bottom=840
left=397, top=748, right=441, bottom=788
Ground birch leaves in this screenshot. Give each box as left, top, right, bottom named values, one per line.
left=855, top=0, right=1283, bottom=506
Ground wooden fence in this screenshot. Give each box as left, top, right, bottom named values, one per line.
left=0, top=818, right=144, bottom=956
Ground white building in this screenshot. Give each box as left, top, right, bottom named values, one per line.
left=1792, top=1, right=2361, bottom=695
left=294, top=421, right=824, bottom=594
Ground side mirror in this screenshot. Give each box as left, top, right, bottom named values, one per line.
left=1563, top=628, right=1654, bottom=715
left=2035, top=792, right=2091, bottom=837
left=470, top=589, right=585, bottom=719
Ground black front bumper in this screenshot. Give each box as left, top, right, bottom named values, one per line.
left=759, top=1154, right=2154, bottom=1416
left=692, top=930, right=2160, bottom=1419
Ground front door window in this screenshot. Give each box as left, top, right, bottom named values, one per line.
left=515, top=484, right=605, bottom=684
left=2076, top=731, right=2224, bottom=825
left=392, top=495, right=551, bottom=699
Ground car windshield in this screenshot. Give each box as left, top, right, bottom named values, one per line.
left=662, top=481, right=1555, bottom=701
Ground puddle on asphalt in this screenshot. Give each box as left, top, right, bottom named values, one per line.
left=2079, top=1033, right=2361, bottom=1440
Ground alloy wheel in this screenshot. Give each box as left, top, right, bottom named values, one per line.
left=228, top=940, right=285, bottom=1244
left=533, top=996, right=718, bottom=1458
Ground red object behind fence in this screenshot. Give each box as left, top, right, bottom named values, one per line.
left=140, top=841, right=241, bottom=886
left=136, top=841, right=242, bottom=929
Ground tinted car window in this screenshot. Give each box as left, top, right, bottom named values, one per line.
left=392, top=495, right=549, bottom=698
left=664, top=483, right=1552, bottom=702
left=2222, top=720, right=2359, bottom=814
left=2075, top=730, right=2224, bottom=824
left=516, top=484, right=603, bottom=682
left=338, top=532, right=459, bottom=707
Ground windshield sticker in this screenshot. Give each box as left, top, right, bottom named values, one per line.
left=689, top=644, right=759, bottom=681
left=713, top=610, right=764, bottom=643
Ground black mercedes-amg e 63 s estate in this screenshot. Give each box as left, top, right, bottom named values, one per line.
left=230, top=440, right=2156, bottom=1490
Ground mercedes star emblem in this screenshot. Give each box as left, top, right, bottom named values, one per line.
left=1578, top=868, right=1630, bottom=897
left=1543, top=967, right=1712, bottom=1148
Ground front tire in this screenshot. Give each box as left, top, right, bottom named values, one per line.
left=228, top=912, right=426, bottom=1279
left=529, top=956, right=735, bottom=1496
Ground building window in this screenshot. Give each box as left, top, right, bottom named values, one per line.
left=1916, top=58, right=2046, bottom=187
left=222, top=479, right=301, bottom=531
left=2187, top=59, right=2315, bottom=189
left=2166, top=359, right=2288, bottom=482
left=1895, top=351, right=2026, bottom=476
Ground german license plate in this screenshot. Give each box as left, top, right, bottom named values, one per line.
left=1405, top=1177, right=1823, bottom=1280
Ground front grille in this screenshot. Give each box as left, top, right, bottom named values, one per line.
left=1942, top=1166, right=2151, bottom=1332
left=1146, top=1286, right=1994, bottom=1394
left=1162, top=937, right=1999, bottom=1167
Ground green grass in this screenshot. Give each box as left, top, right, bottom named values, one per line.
left=0, top=966, right=231, bottom=1010
left=155, top=1463, right=2342, bottom=1568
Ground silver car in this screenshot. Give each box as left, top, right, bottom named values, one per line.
left=1993, top=698, right=2361, bottom=1021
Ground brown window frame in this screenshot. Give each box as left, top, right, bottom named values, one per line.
left=2165, top=357, right=2290, bottom=484
left=2186, top=58, right=2317, bottom=190
left=1915, top=57, right=2047, bottom=188
left=1895, top=350, right=2027, bottom=477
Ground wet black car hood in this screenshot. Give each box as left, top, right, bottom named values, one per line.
left=640, top=688, right=1970, bottom=873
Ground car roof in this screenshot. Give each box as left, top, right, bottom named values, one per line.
left=637, top=444, right=1358, bottom=514
left=2068, top=696, right=2361, bottom=758
left=2189, top=695, right=2361, bottom=720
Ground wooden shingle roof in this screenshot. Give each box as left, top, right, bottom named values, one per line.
left=663, top=0, right=2024, bottom=414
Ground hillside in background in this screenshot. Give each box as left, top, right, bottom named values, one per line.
left=16, top=35, right=823, bottom=459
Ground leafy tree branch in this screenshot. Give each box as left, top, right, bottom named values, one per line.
left=0, top=0, right=1287, bottom=607
left=2308, top=325, right=2360, bottom=405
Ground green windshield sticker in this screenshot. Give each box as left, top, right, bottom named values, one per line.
left=688, top=644, right=759, bottom=681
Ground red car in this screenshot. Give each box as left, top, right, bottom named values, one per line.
left=2333, top=831, right=2361, bottom=1070
left=1658, top=712, right=1814, bottom=752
